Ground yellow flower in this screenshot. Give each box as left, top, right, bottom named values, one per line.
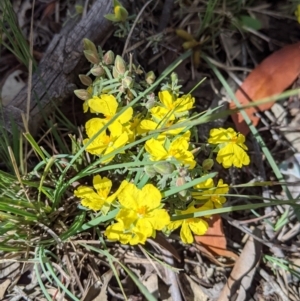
left=151, top=91, right=194, bottom=120
left=105, top=0, right=128, bottom=22
left=296, top=5, right=300, bottom=23
left=104, top=220, right=149, bottom=245
left=145, top=136, right=196, bottom=169
left=87, top=94, right=133, bottom=125
left=105, top=181, right=170, bottom=245
left=167, top=205, right=209, bottom=244
left=140, top=118, right=190, bottom=137
left=192, top=178, right=229, bottom=209
left=208, top=128, right=250, bottom=168
left=123, top=114, right=146, bottom=142
left=74, top=175, right=121, bottom=212
left=83, top=118, right=128, bottom=162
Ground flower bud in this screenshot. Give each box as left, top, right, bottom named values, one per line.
left=114, top=5, right=128, bottom=22
left=90, top=65, right=104, bottom=76
left=145, top=96, right=155, bottom=110
left=202, top=159, right=214, bottom=171
left=112, top=66, right=119, bottom=79
left=74, top=89, right=90, bottom=100
left=83, top=38, right=97, bottom=53
left=103, top=50, right=115, bottom=65
left=153, top=162, right=175, bottom=175
left=175, top=29, right=194, bottom=41
left=178, top=190, right=191, bottom=202
left=84, top=50, right=99, bottom=65
left=145, top=71, right=156, bottom=85
left=79, top=74, right=93, bottom=86
left=182, top=40, right=198, bottom=50
left=114, top=55, right=126, bottom=75
left=121, top=76, right=133, bottom=89
left=171, top=72, right=178, bottom=83
left=144, top=165, right=156, bottom=178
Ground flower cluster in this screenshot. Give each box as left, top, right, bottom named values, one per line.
left=73, top=40, right=251, bottom=245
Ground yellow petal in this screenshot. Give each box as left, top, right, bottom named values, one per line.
left=208, top=128, right=228, bottom=144
left=170, top=136, right=188, bottom=152
left=88, top=94, right=118, bottom=117
left=146, top=209, right=170, bottom=230
left=118, top=182, right=139, bottom=209
left=117, top=107, right=133, bottom=124
left=93, top=175, right=112, bottom=198
left=158, top=90, right=175, bottom=110
left=173, top=94, right=194, bottom=113
left=74, top=186, right=105, bottom=211
left=167, top=220, right=183, bottom=232
left=180, top=222, right=194, bottom=244
left=150, top=106, right=175, bottom=121
left=135, top=219, right=153, bottom=238
left=116, top=208, right=138, bottom=228
left=140, top=119, right=158, bottom=131
left=74, top=185, right=95, bottom=199
left=145, top=138, right=168, bottom=161
left=103, top=132, right=128, bottom=162
left=105, top=222, right=129, bottom=243
left=108, top=121, right=123, bottom=138
left=188, top=219, right=208, bottom=236
left=85, top=118, right=106, bottom=138
left=217, top=144, right=250, bottom=168
left=84, top=138, right=106, bottom=155
left=139, top=184, right=162, bottom=209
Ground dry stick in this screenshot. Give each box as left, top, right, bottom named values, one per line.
left=224, top=215, right=297, bottom=252
left=122, top=0, right=153, bottom=57
left=231, top=210, right=277, bottom=225
left=157, top=0, right=175, bottom=32
left=23, top=0, right=35, bottom=175
left=26, top=0, right=35, bottom=126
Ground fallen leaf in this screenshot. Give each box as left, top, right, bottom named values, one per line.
left=178, top=274, right=209, bottom=301
left=0, top=279, right=11, bottom=299
left=230, top=42, right=300, bottom=135
left=1, top=70, right=26, bottom=106
left=41, top=1, right=57, bottom=20
left=142, top=274, right=159, bottom=299
left=194, top=215, right=238, bottom=261
left=217, top=229, right=262, bottom=301
left=151, top=233, right=181, bottom=262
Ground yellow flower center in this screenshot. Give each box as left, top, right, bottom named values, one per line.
left=211, top=195, right=219, bottom=203
left=137, top=206, right=147, bottom=216
left=101, top=134, right=111, bottom=146
left=169, top=148, right=178, bottom=157
left=98, top=188, right=109, bottom=199
left=230, top=135, right=238, bottom=143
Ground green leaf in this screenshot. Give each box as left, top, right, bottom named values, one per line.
left=239, top=15, right=262, bottom=30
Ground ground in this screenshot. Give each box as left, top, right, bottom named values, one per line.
left=1, top=1, right=300, bottom=300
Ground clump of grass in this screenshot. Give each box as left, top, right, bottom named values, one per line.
left=1, top=0, right=300, bottom=299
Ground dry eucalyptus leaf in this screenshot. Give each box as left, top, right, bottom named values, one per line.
left=217, top=229, right=262, bottom=301
left=179, top=274, right=208, bottom=301
left=142, top=274, right=159, bottom=299
left=0, top=279, right=11, bottom=299
left=230, top=42, right=300, bottom=135
left=1, top=70, right=25, bottom=106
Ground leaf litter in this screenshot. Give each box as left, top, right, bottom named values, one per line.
left=2, top=0, right=300, bottom=300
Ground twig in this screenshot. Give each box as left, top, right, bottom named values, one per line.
left=158, top=0, right=175, bottom=32
left=122, top=0, right=153, bottom=57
